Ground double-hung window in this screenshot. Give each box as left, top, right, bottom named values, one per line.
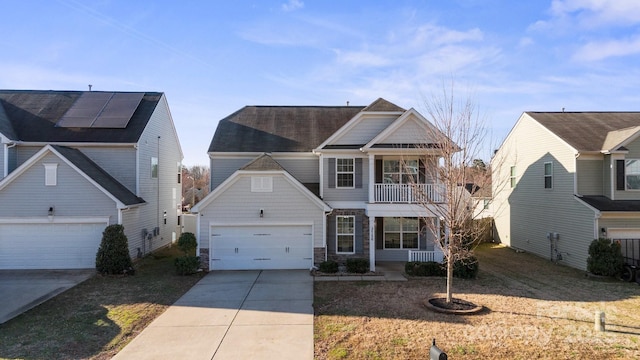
left=626, top=159, right=640, bottom=190
left=544, top=162, right=553, bottom=189
left=384, top=217, right=419, bottom=249
left=510, top=166, right=516, bottom=188
left=336, top=216, right=355, bottom=253
left=336, top=158, right=354, bottom=188
left=383, top=158, right=419, bottom=184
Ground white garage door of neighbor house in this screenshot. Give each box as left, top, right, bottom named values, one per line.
left=210, top=225, right=313, bottom=270
left=0, top=222, right=106, bottom=269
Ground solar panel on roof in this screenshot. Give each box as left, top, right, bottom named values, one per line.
left=56, top=92, right=144, bottom=128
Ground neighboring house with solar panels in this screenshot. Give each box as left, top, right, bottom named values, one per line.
left=0, top=90, right=183, bottom=269
left=191, top=98, right=453, bottom=271
left=492, top=112, right=640, bottom=271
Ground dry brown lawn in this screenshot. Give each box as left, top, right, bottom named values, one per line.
left=314, top=243, right=640, bottom=359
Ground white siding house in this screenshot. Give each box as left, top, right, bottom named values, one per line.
left=493, top=112, right=640, bottom=271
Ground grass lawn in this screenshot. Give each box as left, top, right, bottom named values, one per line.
left=315, top=243, right=640, bottom=359
left=0, top=246, right=205, bottom=360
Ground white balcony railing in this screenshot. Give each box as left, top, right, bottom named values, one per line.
left=374, top=183, right=445, bottom=203
left=408, top=249, right=445, bottom=263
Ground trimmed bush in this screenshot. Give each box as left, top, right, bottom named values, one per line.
left=174, top=256, right=200, bottom=275
left=452, top=255, right=479, bottom=279
left=405, top=261, right=445, bottom=276
left=587, top=238, right=624, bottom=277
left=318, top=260, right=339, bottom=273
left=177, top=232, right=197, bottom=256
left=95, top=224, right=134, bottom=275
left=346, top=258, right=369, bottom=273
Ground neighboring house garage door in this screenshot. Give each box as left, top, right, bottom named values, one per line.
left=210, top=225, right=313, bottom=270
left=0, top=221, right=106, bottom=269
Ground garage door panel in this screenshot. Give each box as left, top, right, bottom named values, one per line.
left=0, top=222, right=105, bottom=269
left=210, top=225, right=313, bottom=270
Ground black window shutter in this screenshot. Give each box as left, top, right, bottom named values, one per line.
left=355, top=158, right=363, bottom=188
left=375, top=159, right=383, bottom=183
left=328, top=158, right=335, bottom=188
left=616, top=160, right=626, bottom=190
left=327, top=215, right=336, bottom=254
left=419, top=159, right=426, bottom=183
left=376, top=217, right=384, bottom=250
left=355, top=215, right=364, bottom=254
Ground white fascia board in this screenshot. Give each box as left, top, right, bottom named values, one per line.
left=16, top=141, right=135, bottom=147
left=315, top=111, right=406, bottom=151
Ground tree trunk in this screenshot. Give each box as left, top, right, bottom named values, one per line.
left=446, top=244, right=454, bottom=303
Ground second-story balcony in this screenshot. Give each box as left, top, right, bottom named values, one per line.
left=373, top=183, right=445, bottom=203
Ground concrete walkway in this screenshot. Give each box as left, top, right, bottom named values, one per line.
left=112, top=270, right=313, bottom=360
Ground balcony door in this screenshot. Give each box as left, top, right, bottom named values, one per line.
left=383, top=158, right=420, bottom=185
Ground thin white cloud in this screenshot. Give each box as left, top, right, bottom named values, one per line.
left=573, top=35, right=640, bottom=61
left=334, top=49, right=391, bottom=67
left=282, top=0, right=304, bottom=12
left=550, top=0, right=640, bottom=27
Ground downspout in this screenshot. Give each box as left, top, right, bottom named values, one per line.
left=4, top=142, right=16, bottom=178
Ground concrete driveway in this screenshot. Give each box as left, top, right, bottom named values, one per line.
left=0, top=269, right=95, bottom=324
left=112, top=270, right=313, bottom=360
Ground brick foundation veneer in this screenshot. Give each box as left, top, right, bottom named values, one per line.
left=199, top=248, right=210, bottom=271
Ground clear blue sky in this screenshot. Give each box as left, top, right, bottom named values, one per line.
left=2, top=0, right=640, bottom=166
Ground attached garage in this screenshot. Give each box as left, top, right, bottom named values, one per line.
left=210, top=225, right=313, bottom=270
left=0, top=219, right=107, bottom=269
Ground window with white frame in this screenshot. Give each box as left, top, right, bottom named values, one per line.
left=336, top=158, right=354, bottom=188
left=151, top=157, right=158, bottom=178
left=383, top=158, right=419, bottom=184
left=626, top=159, right=640, bottom=190
left=544, top=162, right=553, bottom=189
left=384, top=217, right=419, bottom=249
left=510, top=166, right=516, bottom=188
left=44, top=163, right=58, bottom=186
left=336, top=215, right=355, bottom=253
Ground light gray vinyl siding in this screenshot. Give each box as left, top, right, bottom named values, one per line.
left=79, top=147, right=137, bottom=192
left=121, top=206, right=146, bottom=258
left=600, top=217, right=640, bottom=233
left=210, top=157, right=253, bottom=190
left=576, top=159, right=603, bottom=195
left=276, top=158, right=319, bottom=183
left=614, top=138, right=640, bottom=200
left=211, top=156, right=320, bottom=190
left=135, top=95, right=183, bottom=254
left=322, top=156, right=369, bottom=201
left=603, top=155, right=612, bottom=198
left=16, top=146, right=42, bottom=169
left=493, top=114, right=596, bottom=270
left=382, top=118, right=427, bottom=144
left=333, top=116, right=396, bottom=145
left=6, top=145, right=16, bottom=175
left=0, top=144, right=4, bottom=178
left=198, top=174, right=325, bottom=250
left=0, top=152, right=118, bottom=220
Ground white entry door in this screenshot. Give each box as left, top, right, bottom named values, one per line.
left=210, top=225, right=313, bottom=270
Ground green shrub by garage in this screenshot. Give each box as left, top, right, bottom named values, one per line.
left=95, top=224, right=134, bottom=275
left=587, top=238, right=624, bottom=277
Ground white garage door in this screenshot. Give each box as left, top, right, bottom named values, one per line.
left=210, top=225, right=313, bottom=270
left=0, top=221, right=106, bottom=269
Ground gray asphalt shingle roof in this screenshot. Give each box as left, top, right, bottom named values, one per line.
left=0, top=90, right=162, bottom=143
left=208, top=98, right=405, bottom=153
left=528, top=112, right=640, bottom=152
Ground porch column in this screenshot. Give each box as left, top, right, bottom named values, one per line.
left=368, top=154, right=375, bottom=203
left=369, top=217, right=376, bottom=272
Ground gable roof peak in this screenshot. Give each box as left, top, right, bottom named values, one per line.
left=240, top=153, right=285, bottom=171
left=362, top=98, right=405, bottom=112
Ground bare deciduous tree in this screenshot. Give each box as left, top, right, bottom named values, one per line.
left=410, top=81, right=501, bottom=304
left=182, top=165, right=210, bottom=210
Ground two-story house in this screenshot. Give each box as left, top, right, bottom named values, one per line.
left=191, top=98, right=451, bottom=271
left=0, top=90, right=183, bottom=269
left=492, top=112, right=640, bottom=271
